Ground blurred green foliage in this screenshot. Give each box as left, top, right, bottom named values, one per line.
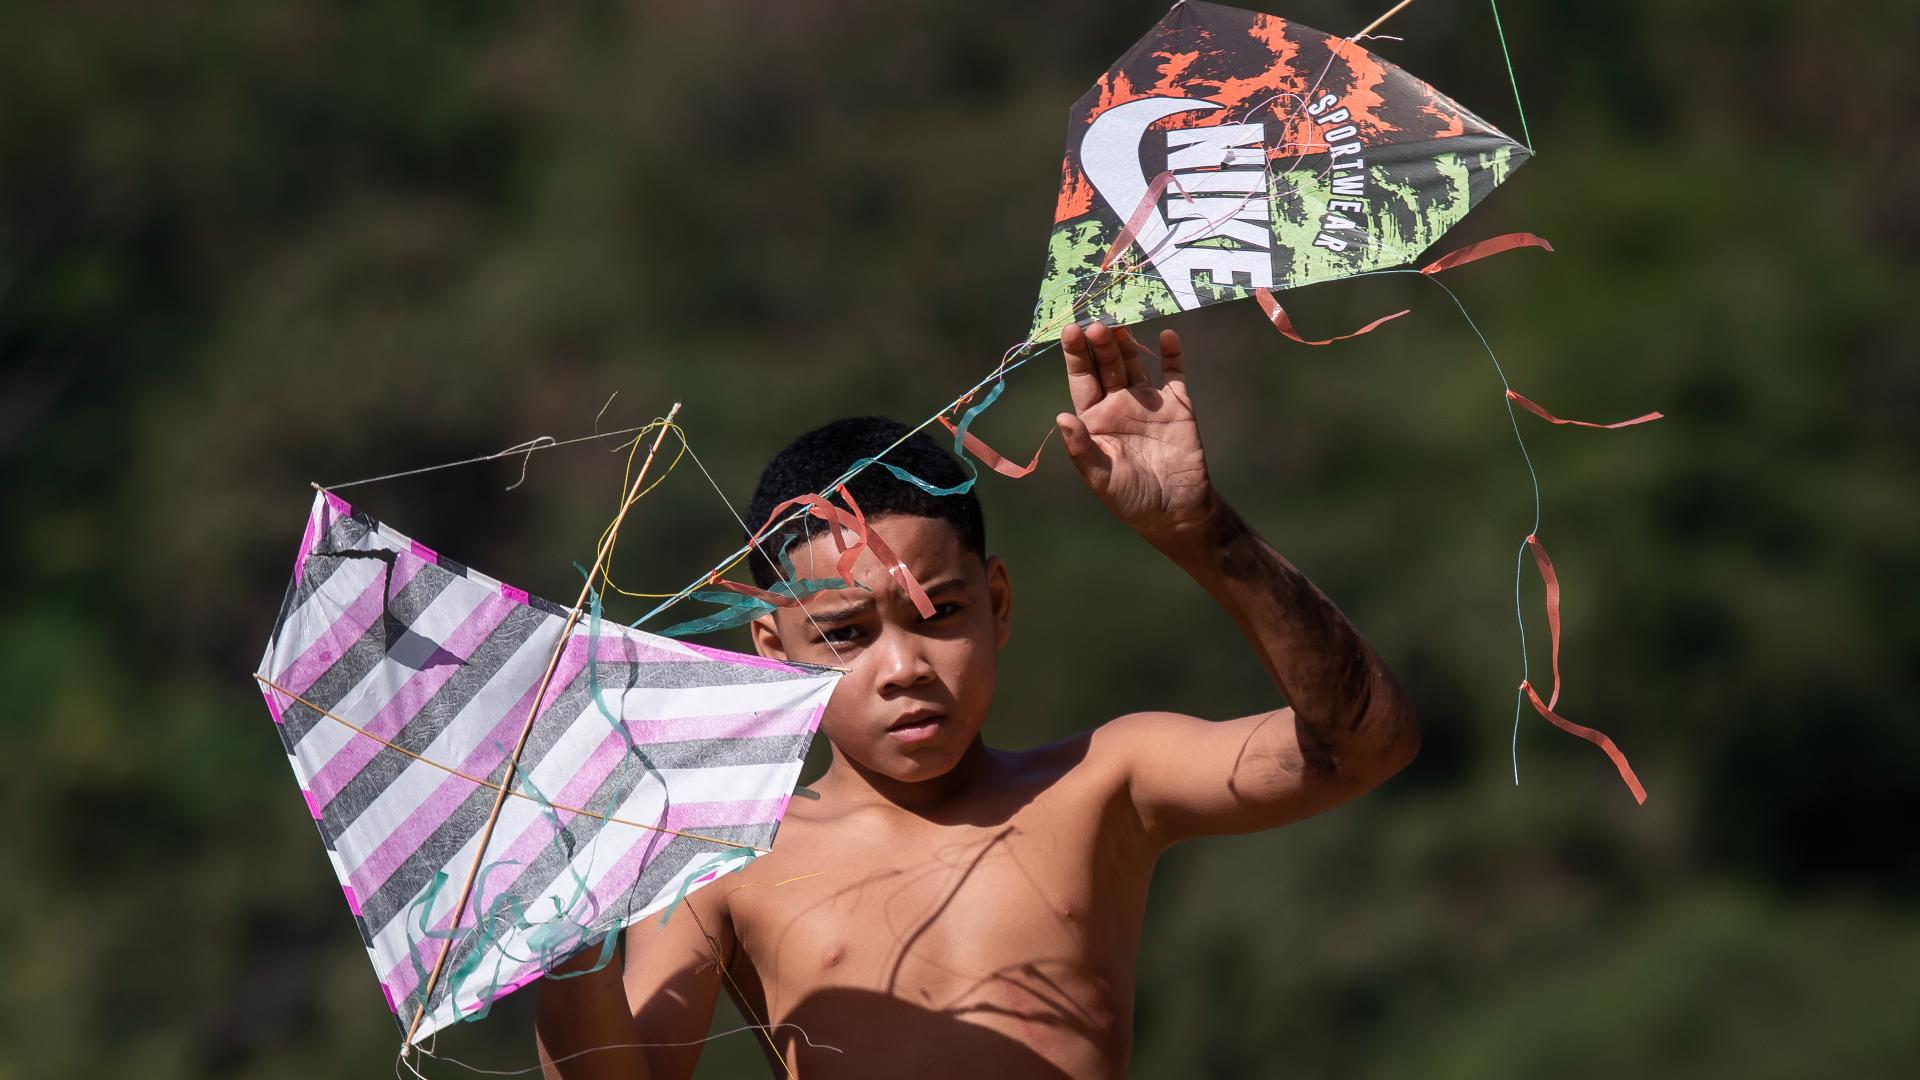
left=2, top=1, right=1915, bottom=1076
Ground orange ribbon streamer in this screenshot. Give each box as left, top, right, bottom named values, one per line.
left=1525, top=535, right=1564, bottom=709
left=1521, top=534, right=1647, bottom=804
left=835, top=485, right=935, bottom=618
left=1100, top=170, right=1197, bottom=272
left=1520, top=682, right=1648, bottom=805
left=1252, top=287, right=1408, bottom=345
left=1420, top=232, right=1555, bottom=275
left=1251, top=232, right=1554, bottom=344
left=1507, top=389, right=1663, bottom=430
left=936, top=414, right=1055, bottom=479
left=723, top=486, right=935, bottom=620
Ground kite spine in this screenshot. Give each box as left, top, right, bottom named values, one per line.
left=401, top=403, right=684, bottom=1052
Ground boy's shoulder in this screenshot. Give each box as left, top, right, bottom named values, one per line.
left=764, top=713, right=1185, bottom=852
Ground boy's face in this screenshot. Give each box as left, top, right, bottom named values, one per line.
left=749, top=513, right=1010, bottom=785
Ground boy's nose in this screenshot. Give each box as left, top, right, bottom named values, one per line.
left=873, top=628, right=937, bottom=694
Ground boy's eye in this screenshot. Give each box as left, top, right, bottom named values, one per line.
left=929, top=602, right=964, bottom=620
left=818, top=625, right=864, bottom=645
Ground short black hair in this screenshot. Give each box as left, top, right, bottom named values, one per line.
left=745, top=416, right=985, bottom=588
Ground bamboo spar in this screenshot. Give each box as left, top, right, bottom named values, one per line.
left=1352, top=0, right=1420, bottom=41
left=401, top=403, right=683, bottom=1050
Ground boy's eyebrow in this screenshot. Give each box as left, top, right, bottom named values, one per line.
left=917, top=577, right=971, bottom=597
left=806, top=597, right=872, bottom=624
left=803, top=576, right=972, bottom=625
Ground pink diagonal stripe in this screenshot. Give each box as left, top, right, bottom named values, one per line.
left=680, top=641, right=798, bottom=672
left=309, top=594, right=515, bottom=807
left=290, top=499, right=323, bottom=595
left=369, top=636, right=805, bottom=1008
left=664, top=798, right=787, bottom=832
left=386, top=548, right=431, bottom=598
left=336, top=630, right=704, bottom=900
left=275, top=572, right=387, bottom=696
left=348, top=714, right=633, bottom=906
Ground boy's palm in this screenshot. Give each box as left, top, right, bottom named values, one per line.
left=1057, top=323, right=1213, bottom=540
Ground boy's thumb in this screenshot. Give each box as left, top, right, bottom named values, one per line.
left=1055, top=413, right=1099, bottom=466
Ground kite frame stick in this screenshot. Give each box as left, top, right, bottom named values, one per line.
left=1352, top=0, right=1420, bottom=41
left=252, top=673, right=771, bottom=853
left=404, top=403, right=682, bottom=1050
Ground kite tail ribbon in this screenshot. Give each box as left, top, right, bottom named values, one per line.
left=1520, top=534, right=1647, bottom=804
left=939, top=379, right=1054, bottom=480
left=1253, top=288, right=1409, bottom=344
left=1250, top=233, right=1556, bottom=346
left=1507, top=389, right=1663, bottom=430
left=656, top=484, right=936, bottom=637
left=1419, top=231, right=1554, bottom=275
left=1101, top=170, right=1197, bottom=272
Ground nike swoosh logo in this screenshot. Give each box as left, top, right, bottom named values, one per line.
left=1081, top=96, right=1221, bottom=311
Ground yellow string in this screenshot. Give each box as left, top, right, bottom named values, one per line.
left=594, top=423, right=758, bottom=601
left=592, top=421, right=700, bottom=600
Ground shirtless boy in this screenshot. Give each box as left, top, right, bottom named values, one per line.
left=536, top=322, right=1419, bottom=1077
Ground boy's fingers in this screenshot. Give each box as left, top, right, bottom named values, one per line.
left=1115, top=328, right=1150, bottom=387
left=1158, top=329, right=1186, bottom=384
left=1060, top=324, right=1105, bottom=413
left=1055, top=412, right=1110, bottom=476
left=1084, top=321, right=1127, bottom=392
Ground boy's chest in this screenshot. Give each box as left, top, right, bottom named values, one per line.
left=724, top=789, right=1151, bottom=1033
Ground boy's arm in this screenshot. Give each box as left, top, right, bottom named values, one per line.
left=535, top=894, right=732, bottom=1079
left=1056, top=322, right=1419, bottom=845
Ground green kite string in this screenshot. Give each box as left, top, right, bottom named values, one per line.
left=1488, top=0, right=1534, bottom=154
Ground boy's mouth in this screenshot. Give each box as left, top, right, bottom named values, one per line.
left=886, top=711, right=945, bottom=743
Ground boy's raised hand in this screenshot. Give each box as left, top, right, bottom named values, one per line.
left=1057, top=321, right=1215, bottom=544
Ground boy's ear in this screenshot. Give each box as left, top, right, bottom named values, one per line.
left=748, top=612, right=789, bottom=661
left=986, top=555, right=1011, bottom=649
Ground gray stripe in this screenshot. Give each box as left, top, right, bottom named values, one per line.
left=429, top=672, right=723, bottom=943
left=357, top=728, right=809, bottom=936
left=630, top=660, right=822, bottom=688
left=319, top=602, right=554, bottom=840
left=280, top=563, right=456, bottom=746
left=270, top=515, right=374, bottom=645
left=359, top=782, right=498, bottom=938
left=642, top=733, right=813, bottom=770
left=374, top=701, right=811, bottom=935
left=354, top=655, right=606, bottom=932
left=419, top=824, right=767, bottom=1019
left=514, top=658, right=817, bottom=783
left=354, top=661, right=812, bottom=934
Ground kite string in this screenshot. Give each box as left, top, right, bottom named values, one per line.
left=1409, top=272, right=1542, bottom=783
left=1351, top=0, right=1419, bottom=41
left=630, top=336, right=1054, bottom=629
left=323, top=426, right=655, bottom=491
left=673, top=430, right=851, bottom=667
left=402, top=1024, right=845, bottom=1078
left=1488, top=0, right=1535, bottom=154
left=682, top=897, right=795, bottom=1076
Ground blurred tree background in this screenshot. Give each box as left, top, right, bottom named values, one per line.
left=3, top=0, right=1915, bottom=1076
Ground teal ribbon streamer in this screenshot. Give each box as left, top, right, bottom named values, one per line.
left=843, top=376, right=1008, bottom=497
left=653, top=578, right=845, bottom=638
